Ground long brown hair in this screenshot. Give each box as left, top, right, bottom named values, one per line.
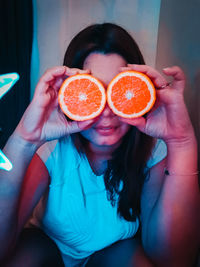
left=63, top=23, right=154, bottom=221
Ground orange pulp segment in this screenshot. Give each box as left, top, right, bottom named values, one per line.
left=107, top=70, right=156, bottom=118
left=58, top=74, right=106, bottom=121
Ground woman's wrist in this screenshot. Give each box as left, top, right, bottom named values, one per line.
left=164, top=130, right=197, bottom=150
left=165, top=135, right=198, bottom=175
left=4, top=132, right=41, bottom=156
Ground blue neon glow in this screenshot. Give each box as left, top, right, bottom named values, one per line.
left=0, top=150, right=13, bottom=171
left=0, top=73, right=19, bottom=99
left=0, top=72, right=19, bottom=171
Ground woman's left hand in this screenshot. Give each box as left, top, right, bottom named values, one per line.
left=120, top=64, right=195, bottom=144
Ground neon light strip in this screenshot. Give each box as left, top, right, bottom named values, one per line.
left=0, top=150, right=13, bottom=171
left=0, top=72, right=19, bottom=170
left=0, top=73, right=19, bottom=99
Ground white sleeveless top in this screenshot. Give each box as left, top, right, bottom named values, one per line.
left=27, top=136, right=167, bottom=265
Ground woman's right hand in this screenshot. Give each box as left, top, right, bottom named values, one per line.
left=14, top=66, right=94, bottom=146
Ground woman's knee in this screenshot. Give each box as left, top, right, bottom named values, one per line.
left=2, top=228, right=64, bottom=267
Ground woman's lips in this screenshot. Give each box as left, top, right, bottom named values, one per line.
left=94, top=126, right=118, bottom=135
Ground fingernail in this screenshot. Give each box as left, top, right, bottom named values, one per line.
left=79, top=119, right=94, bottom=127
left=85, top=119, right=94, bottom=124
left=84, top=69, right=91, bottom=73
left=120, top=67, right=129, bottom=71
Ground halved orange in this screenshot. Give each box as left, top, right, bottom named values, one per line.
left=58, top=74, right=106, bottom=121
left=107, top=71, right=156, bottom=118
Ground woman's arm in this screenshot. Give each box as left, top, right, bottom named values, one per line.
left=0, top=143, right=49, bottom=260
left=120, top=65, right=199, bottom=266
left=141, top=139, right=199, bottom=266
left=0, top=66, right=94, bottom=261
left=0, top=134, right=39, bottom=258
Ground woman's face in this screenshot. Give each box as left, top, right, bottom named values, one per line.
left=81, top=53, right=131, bottom=151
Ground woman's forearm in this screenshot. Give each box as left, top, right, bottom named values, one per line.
left=145, top=136, right=199, bottom=266
left=0, top=133, right=39, bottom=259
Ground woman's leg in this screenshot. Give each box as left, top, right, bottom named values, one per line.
left=3, top=228, right=64, bottom=267
left=86, top=238, right=154, bottom=267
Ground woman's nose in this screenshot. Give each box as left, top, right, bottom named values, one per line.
left=100, top=103, right=114, bottom=117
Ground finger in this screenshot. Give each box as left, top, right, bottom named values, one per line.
left=127, top=64, right=167, bottom=89
left=63, top=119, right=95, bottom=135
left=65, top=67, right=91, bottom=76
left=34, top=66, right=67, bottom=97
left=162, top=66, right=185, bottom=92
left=42, top=66, right=67, bottom=83
left=53, top=77, right=65, bottom=91
left=78, top=119, right=95, bottom=130
left=48, top=68, right=91, bottom=93
left=119, top=66, right=132, bottom=72
left=120, top=117, right=146, bottom=133
left=80, top=69, right=91, bottom=74
left=45, top=76, right=66, bottom=103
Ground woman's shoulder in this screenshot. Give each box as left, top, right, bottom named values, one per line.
left=147, top=139, right=167, bottom=169
left=36, top=135, right=81, bottom=171
left=36, top=139, right=58, bottom=162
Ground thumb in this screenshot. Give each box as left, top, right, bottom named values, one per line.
left=63, top=119, right=94, bottom=135
left=120, top=117, right=146, bottom=133
left=162, top=66, right=185, bottom=92
left=78, top=119, right=95, bottom=130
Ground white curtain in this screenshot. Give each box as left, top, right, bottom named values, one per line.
left=31, top=0, right=161, bottom=98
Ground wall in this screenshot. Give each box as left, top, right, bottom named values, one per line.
left=31, top=0, right=161, bottom=98
left=156, top=0, right=200, bottom=168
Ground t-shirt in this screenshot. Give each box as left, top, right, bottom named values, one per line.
left=27, top=136, right=167, bottom=266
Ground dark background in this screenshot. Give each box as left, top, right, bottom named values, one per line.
left=0, top=0, right=33, bottom=148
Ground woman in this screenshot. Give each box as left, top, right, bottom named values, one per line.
left=0, top=23, right=199, bottom=267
